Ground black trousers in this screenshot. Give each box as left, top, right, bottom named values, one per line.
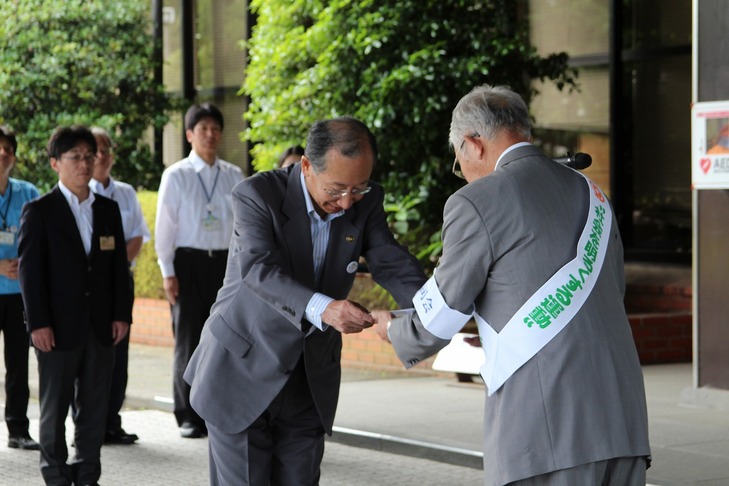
left=0, top=293, right=31, bottom=437
left=171, top=247, right=227, bottom=427
left=37, top=333, right=114, bottom=486
left=105, top=269, right=134, bottom=432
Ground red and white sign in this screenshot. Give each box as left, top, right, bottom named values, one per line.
left=692, top=101, right=729, bottom=189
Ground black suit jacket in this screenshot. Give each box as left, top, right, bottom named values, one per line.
left=18, top=186, right=132, bottom=350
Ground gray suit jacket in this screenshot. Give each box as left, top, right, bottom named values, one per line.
left=184, top=164, right=426, bottom=434
left=388, top=146, right=650, bottom=485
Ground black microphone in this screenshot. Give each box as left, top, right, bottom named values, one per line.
left=552, top=152, right=592, bottom=170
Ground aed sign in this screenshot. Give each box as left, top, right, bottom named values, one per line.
left=692, top=100, right=729, bottom=189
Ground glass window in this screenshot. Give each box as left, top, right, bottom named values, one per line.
left=194, top=0, right=248, bottom=91
left=162, top=0, right=183, bottom=93
left=622, top=54, right=692, bottom=257
left=529, top=0, right=609, bottom=57
left=620, top=0, right=692, bottom=259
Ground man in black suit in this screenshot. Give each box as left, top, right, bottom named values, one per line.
left=18, top=125, right=132, bottom=486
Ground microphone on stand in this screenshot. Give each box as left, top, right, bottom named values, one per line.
left=552, top=152, right=592, bottom=170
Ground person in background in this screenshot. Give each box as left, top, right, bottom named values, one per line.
left=707, top=122, right=729, bottom=155
left=0, top=125, right=40, bottom=451
left=373, top=85, right=651, bottom=485
left=89, top=126, right=150, bottom=445
left=184, top=116, right=426, bottom=485
left=277, top=145, right=305, bottom=168
left=155, top=103, right=244, bottom=439
left=18, top=125, right=131, bottom=486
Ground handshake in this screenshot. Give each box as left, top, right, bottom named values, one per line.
left=321, top=299, right=392, bottom=342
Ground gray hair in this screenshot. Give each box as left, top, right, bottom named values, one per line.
left=90, top=126, right=113, bottom=146
left=448, top=85, right=531, bottom=150
left=304, top=117, right=377, bottom=173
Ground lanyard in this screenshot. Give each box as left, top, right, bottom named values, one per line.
left=196, top=166, right=220, bottom=213
left=0, top=182, right=13, bottom=230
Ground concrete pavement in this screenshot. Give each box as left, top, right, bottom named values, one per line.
left=2, top=340, right=729, bottom=485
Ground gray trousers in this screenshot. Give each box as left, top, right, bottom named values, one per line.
left=206, top=358, right=326, bottom=486
left=506, top=456, right=648, bottom=486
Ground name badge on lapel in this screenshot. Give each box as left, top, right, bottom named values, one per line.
left=99, top=236, right=115, bottom=251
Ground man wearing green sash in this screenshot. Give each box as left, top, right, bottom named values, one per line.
left=374, top=85, right=651, bottom=485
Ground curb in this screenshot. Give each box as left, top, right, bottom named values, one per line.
left=328, top=426, right=484, bottom=470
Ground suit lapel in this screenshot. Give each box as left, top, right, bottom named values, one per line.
left=90, top=197, right=115, bottom=259
left=281, top=166, right=316, bottom=289
left=49, top=187, right=88, bottom=260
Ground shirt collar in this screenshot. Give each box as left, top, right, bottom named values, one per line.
left=189, top=150, right=219, bottom=172
left=495, top=142, right=532, bottom=170
left=299, top=171, right=344, bottom=222
left=89, top=177, right=115, bottom=197
left=59, top=180, right=95, bottom=207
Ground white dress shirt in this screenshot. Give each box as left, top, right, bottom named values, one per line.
left=58, top=181, right=94, bottom=256
left=89, top=177, right=151, bottom=262
left=155, top=150, right=244, bottom=278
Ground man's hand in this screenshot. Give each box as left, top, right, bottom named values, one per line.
left=370, top=310, right=393, bottom=343
left=321, top=300, right=375, bottom=334
left=31, top=327, right=55, bottom=352
left=0, top=258, right=18, bottom=280
left=163, top=276, right=179, bottom=305
left=112, top=321, right=130, bottom=345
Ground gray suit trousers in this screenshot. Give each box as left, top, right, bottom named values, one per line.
left=207, top=357, right=325, bottom=485
left=506, top=456, right=647, bottom=486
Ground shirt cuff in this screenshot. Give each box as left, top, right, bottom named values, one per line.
left=159, top=260, right=175, bottom=279
left=305, top=293, right=334, bottom=331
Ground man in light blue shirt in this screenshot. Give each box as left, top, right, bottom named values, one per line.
left=0, top=125, right=40, bottom=451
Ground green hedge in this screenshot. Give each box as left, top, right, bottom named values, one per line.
left=134, top=190, right=165, bottom=299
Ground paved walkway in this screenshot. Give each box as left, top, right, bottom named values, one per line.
left=2, top=341, right=729, bottom=485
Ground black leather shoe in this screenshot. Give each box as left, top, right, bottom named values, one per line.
left=8, top=435, right=40, bottom=450
left=179, top=421, right=205, bottom=439
left=104, top=427, right=139, bottom=445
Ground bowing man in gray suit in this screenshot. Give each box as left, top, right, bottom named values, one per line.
left=373, top=85, right=651, bottom=486
left=184, top=116, right=426, bottom=485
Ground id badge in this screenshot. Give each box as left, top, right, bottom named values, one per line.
left=0, top=231, right=14, bottom=246
left=99, top=236, right=115, bottom=251
left=202, top=213, right=222, bottom=231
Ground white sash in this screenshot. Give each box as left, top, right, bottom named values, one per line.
left=477, top=173, right=612, bottom=395
left=412, top=272, right=473, bottom=339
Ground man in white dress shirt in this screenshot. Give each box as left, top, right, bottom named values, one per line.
left=89, top=127, right=150, bottom=445
left=155, top=103, right=244, bottom=438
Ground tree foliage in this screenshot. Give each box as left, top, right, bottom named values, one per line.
left=0, top=0, right=179, bottom=191
left=242, top=0, right=578, bottom=269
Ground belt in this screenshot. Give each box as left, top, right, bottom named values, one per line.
left=176, top=247, right=228, bottom=258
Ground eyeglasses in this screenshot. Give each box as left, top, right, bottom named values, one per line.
left=61, top=153, right=95, bottom=164
left=452, top=132, right=480, bottom=179
left=322, top=185, right=372, bottom=199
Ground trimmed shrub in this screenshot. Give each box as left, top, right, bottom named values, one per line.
left=134, top=190, right=164, bottom=299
